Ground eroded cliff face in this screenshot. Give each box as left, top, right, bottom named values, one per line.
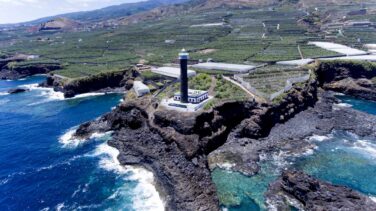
left=0, top=61, right=61, bottom=80
left=315, top=60, right=376, bottom=101
left=43, top=68, right=136, bottom=98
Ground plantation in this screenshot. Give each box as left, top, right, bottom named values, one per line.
left=0, top=3, right=375, bottom=80
left=243, top=65, right=309, bottom=95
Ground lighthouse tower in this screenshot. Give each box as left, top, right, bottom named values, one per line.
left=179, top=49, right=189, bottom=103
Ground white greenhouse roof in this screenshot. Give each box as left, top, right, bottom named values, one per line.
left=309, top=41, right=367, bottom=56
left=133, top=81, right=150, bottom=97
left=319, top=55, right=376, bottom=62
left=151, top=67, right=196, bottom=79
left=276, top=59, right=314, bottom=66
left=192, top=62, right=256, bottom=73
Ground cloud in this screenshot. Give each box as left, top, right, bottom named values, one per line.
left=0, top=0, right=142, bottom=24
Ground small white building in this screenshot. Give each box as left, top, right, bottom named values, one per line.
left=174, top=89, right=209, bottom=104
left=133, top=81, right=150, bottom=97
left=151, top=67, right=196, bottom=79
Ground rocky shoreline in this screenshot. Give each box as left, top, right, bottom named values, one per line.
left=3, top=58, right=376, bottom=209
left=266, top=170, right=376, bottom=210
left=69, top=60, right=376, bottom=210
left=40, top=69, right=136, bottom=98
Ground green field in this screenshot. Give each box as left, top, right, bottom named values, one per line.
left=1, top=4, right=375, bottom=79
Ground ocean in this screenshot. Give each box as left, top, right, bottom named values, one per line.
left=213, top=94, right=376, bottom=210
left=0, top=76, right=164, bottom=211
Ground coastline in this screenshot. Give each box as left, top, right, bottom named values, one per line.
left=3, top=60, right=376, bottom=209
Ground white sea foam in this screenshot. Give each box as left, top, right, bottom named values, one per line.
left=71, top=93, right=105, bottom=99
left=335, top=103, right=353, bottom=108
left=20, top=83, right=65, bottom=102
left=370, top=196, right=376, bottom=203
left=308, top=134, right=332, bottom=142
left=59, top=128, right=111, bottom=149
left=217, top=162, right=236, bottom=170
left=0, top=178, right=9, bottom=186
left=351, top=140, right=376, bottom=158
left=92, top=143, right=165, bottom=211
left=56, top=203, right=65, bottom=211
left=0, top=92, right=9, bottom=96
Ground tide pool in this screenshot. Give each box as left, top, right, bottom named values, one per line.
left=213, top=95, right=376, bottom=210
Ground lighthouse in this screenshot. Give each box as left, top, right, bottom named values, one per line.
left=179, top=49, right=189, bottom=103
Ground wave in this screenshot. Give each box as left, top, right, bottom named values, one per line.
left=0, top=92, right=9, bottom=96
left=20, top=83, right=107, bottom=104
left=20, top=83, right=65, bottom=102
left=59, top=128, right=111, bottom=149
left=56, top=203, right=65, bottom=211
left=370, top=196, right=376, bottom=203
left=92, top=143, right=165, bottom=211
left=335, top=103, right=353, bottom=108
left=351, top=139, right=376, bottom=159
left=70, top=93, right=105, bottom=99
left=308, top=134, right=332, bottom=142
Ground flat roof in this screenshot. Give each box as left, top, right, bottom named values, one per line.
left=276, top=59, right=314, bottom=66
left=192, top=62, right=256, bottom=73
left=175, top=89, right=208, bottom=98
left=309, top=41, right=367, bottom=56
left=151, top=67, right=196, bottom=79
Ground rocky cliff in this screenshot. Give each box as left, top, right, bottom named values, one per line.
left=315, top=60, right=376, bottom=101
left=0, top=61, right=61, bottom=80
left=43, top=68, right=136, bottom=98
left=71, top=59, right=376, bottom=210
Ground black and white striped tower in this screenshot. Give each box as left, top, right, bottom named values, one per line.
left=179, top=49, right=189, bottom=103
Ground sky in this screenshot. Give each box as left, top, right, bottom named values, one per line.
left=0, top=0, right=143, bottom=24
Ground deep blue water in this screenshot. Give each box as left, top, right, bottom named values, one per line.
left=213, top=95, right=376, bottom=210
left=0, top=76, right=163, bottom=211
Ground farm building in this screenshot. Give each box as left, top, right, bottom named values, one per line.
left=133, top=81, right=150, bottom=97
left=151, top=67, right=196, bottom=79
left=192, top=62, right=256, bottom=73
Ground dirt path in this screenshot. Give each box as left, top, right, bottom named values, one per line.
left=208, top=76, right=217, bottom=96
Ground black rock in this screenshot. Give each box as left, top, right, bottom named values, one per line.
left=266, top=170, right=376, bottom=210
left=8, top=88, right=29, bottom=94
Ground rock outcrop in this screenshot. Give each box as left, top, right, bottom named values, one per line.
left=74, top=99, right=220, bottom=211
left=0, top=57, right=61, bottom=80
left=315, top=60, right=376, bottom=101
left=266, top=170, right=376, bottom=210
left=42, top=68, right=137, bottom=98
left=7, top=88, right=29, bottom=94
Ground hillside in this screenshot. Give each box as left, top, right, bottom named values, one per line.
left=18, top=0, right=190, bottom=26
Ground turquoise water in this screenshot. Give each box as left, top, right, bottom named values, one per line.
left=213, top=95, right=376, bottom=210
left=0, top=76, right=163, bottom=210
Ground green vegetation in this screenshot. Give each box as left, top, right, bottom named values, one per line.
left=244, top=65, right=309, bottom=95
left=140, top=71, right=167, bottom=81
left=1, top=3, right=375, bottom=80
left=215, top=77, right=248, bottom=100
left=189, top=73, right=212, bottom=90
left=318, top=60, right=376, bottom=72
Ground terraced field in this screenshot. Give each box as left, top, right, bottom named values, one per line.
left=1, top=4, right=375, bottom=79
left=243, top=65, right=309, bottom=95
